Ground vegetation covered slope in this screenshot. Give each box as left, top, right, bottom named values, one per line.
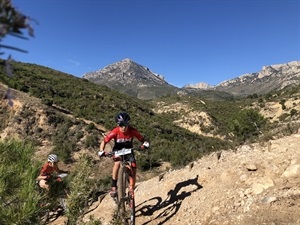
left=2, top=60, right=298, bottom=167
left=1, top=61, right=235, bottom=168
left=2, top=61, right=300, bottom=225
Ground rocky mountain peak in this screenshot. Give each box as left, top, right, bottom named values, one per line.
left=185, top=61, right=300, bottom=96
left=217, top=61, right=300, bottom=87
left=82, top=58, right=166, bottom=85
left=258, top=60, right=300, bottom=79
left=82, top=58, right=178, bottom=100
left=183, top=82, right=214, bottom=89
left=83, top=59, right=300, bottom=99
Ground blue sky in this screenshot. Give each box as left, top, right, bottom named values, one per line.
left=2, top=0, right=300, bottom=87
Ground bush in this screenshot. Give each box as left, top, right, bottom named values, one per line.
left=66, top=155, right=100, bottom=224
left=290, top=109, right=297, bottom=117
left=0, top=139, right=42, bottom=225
left=229, top=109, right=267, bottom=142
left=84, top=134, right=99, bottom=149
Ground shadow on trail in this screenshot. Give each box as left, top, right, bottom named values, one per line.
left=136, top=175, right=203, bottom=225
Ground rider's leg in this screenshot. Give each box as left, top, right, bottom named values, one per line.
left=128, top=167, right=136, bottom=197
left=39, top=179, right=50, bottom=191
left=130, top=159, right=137, bottom=189
left=110, top=161, right=120, bottom=196
left=131, top=167, right=137, bottom=188
left=112, top=161, right=121, bottom=182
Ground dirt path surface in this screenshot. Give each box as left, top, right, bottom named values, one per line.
left=70, top=132, right=300, bottom=225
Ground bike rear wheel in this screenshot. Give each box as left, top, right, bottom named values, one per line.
left=117, top=165, right=135, bottom=225
left=59, top=196, right=68, bottom=213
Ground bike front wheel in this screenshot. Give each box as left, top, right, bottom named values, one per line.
left=117, top=165, right=135, bottom=225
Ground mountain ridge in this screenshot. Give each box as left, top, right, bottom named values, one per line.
left=82, top=59, right=300, bottom=99
left=186, top=61, right=299, bottom=88
left=82, top=58, right=178, bottom=100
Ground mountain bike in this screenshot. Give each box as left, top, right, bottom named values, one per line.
left=37, top=173, right=69, bottom=223
left=55, top=173, right=69, bottom=213
left=106, top=147, right=143, bottom=225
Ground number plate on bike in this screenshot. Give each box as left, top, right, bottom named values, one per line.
left=114, top=148, right=132, bottom=157
left=58, top=173, right=68, bottom=178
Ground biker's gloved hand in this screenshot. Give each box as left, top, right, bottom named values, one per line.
left=98, top=151, right=106, bottom=157
left=142, top=141, right=150, bottom=149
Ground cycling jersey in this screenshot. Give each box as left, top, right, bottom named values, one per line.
left=39, top=162, right=60, bottom=178
left=104, top=126, right=145, bottom=151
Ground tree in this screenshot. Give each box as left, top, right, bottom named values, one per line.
left=0, top=0, right=35, bottom=57
left=229, top=108, right=267, bottom=142
left=0, top=0, right=35, bottom=105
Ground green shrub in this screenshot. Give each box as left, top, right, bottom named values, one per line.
left=84, top=134, right=99, bottom=149
left=87, top=123, right=96, bottom=130
left=66, top=155, right=99, bottom=224
left=0, top=139, right=42, bottom=225
left=279, top=99, right=286, bottom=110
left=278, top=113, right=289, bottom=121
left=229, top=109, right=267, bottom=142
left=290, top=109, right=297, bottom=117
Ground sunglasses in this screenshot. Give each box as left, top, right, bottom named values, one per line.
left=119, top=123, right=129, bottom=128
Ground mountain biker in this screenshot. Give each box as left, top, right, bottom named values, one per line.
left=98, top=112, right=149, bottom=197
left=37, top=154, right=68, bottom=191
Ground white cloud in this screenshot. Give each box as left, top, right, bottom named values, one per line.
left=68, top=59, right=81, bottom=66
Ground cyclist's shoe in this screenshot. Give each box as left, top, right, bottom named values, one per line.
left=110, top=187, right=117, bottom=198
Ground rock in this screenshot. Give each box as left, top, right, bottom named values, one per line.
left=246, top=164, right=258, bottom=171
left=282, top=164, right=300, bottom=178
left=261, top=196, right=277, bottom=204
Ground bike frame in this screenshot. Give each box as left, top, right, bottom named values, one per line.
left=36, top=174, right=69, bottom=223
left=108, top=148, right=139, bottom=225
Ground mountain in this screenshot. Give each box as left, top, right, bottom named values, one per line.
left=83, top=59, right=300, bottom=100
left=186, top=61, right=300, bottom=96
left=183, top=82, right=213, bottom=89
left=82, top=58, right=179, bottom=100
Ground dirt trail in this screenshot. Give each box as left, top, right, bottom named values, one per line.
left=73, top=132, right=300, bottom=225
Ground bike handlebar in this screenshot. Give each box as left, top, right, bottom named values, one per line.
left=103, top=147, right=146, bottom=158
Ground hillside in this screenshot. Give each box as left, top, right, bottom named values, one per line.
left=50, top=132, right=300, bottom=225
left=0, top=61, right=241, bottom=168
left=2, top=60, right=300, bottom=224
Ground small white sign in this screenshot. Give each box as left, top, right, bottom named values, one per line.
left=58, top=173, right=68, bottom=178
left=114, top=148, right=132, bottom=157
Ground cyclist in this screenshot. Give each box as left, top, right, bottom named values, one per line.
left=37, top=154, right=68, bottom=191
left=98, top=112, right=149, bottom=197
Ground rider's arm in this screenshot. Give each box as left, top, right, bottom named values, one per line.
left=37, top=164, right=50, bottom=181
left=98, top=128, right=117, bottom=157
left=131, top=128, right=149, bottom=148
left=129, top=127, right=144, bottom=142
left=99, top=139, right=106, bottom=152
left=37, top=174, right=48, bottom=181
left=98, top=140, right=107, bottom=157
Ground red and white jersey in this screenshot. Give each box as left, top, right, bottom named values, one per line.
left=104, top=126, right=144, bottom=150
left=39, top=162, right=60, bottom=177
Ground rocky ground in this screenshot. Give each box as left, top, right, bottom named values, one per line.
left=51, top=132, right=300, bottom=225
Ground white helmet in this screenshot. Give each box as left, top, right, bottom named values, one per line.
left=48, top=154, right=58, bottom=163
